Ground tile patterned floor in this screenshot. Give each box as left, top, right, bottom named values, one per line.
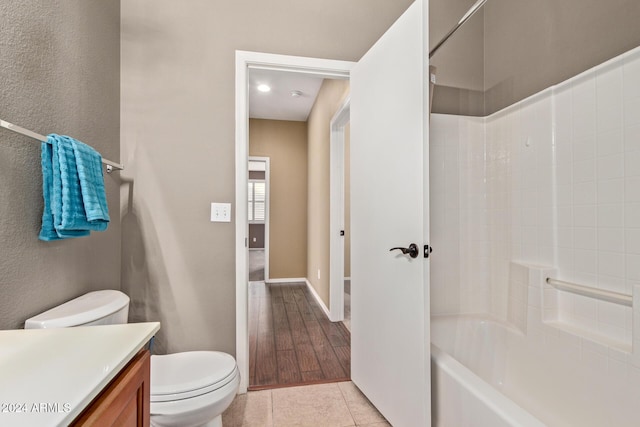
left=222, top=381, right=390, bottom=427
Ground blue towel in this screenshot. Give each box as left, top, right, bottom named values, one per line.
left=39, top=134, right=110, bottom=241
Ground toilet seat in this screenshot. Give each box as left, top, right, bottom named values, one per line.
left=150, top=369, right=240, bottom=426
left=151, top=351, right=238, bottom=403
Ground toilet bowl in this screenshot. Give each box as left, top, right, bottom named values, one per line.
left=150, top=351, right=240, bottom=427
left=24, top=290, right=239, bottom=427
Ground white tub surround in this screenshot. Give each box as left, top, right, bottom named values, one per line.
left=431, top=45, right=640, bottom=356
left=431, top=344, right=546, bottom=427
left=432, top=315, right=640, bottom=426
left=430, top=44, right=640, bottom=427
left=0, top=322, right=160, bottom=426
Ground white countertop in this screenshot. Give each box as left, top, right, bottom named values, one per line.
left=0, top=322, right=160, bottom=427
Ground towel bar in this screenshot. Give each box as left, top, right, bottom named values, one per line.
left=1, top=119, right=124, bottom=173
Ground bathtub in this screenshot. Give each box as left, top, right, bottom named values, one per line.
left=431, top=315, right=639, bottom=427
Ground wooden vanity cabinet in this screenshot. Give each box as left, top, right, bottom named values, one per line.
left=71, top=349, right=150, bottom=427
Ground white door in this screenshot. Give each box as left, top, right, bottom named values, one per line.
left=350, top=1, right=430, bottom=426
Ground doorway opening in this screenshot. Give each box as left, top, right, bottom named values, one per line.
left=235, top=3, right=430, bottom=423
left=236, top=51, right=355, bottom=393
left=248, top=78, right=351, bottom=390
left=248, top=157, right=269, bottom=283
left=329, top=98, right=351, bottom=327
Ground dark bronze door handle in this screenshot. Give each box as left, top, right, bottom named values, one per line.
left=389, top=243, right=419, bottom=258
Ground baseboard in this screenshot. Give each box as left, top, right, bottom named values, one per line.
left=265, top=277, right=307, bottom=284
left=264, top=277, right=332, bottom=320
left=304, top=279, right=332, bottom=320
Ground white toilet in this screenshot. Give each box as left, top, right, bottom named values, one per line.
left=24, top=290, right=240, bottom=427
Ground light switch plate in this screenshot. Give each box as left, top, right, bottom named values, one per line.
left=211, top=203, right=231, bottom=222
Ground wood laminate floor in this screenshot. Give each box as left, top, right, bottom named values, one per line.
left=249, top=250, right=265, bottom=282
left=249, top=281, right=351, bottom=390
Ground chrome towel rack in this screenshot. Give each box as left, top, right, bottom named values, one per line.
left=546, top=277, right=632, bottom=307
left=0, top=119, right=124, bottom=173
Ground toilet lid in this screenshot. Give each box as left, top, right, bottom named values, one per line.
left=151, top=351, right=237, bottom=398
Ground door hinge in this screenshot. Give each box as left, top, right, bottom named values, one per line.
left=424, top=244, right=433, bottom=258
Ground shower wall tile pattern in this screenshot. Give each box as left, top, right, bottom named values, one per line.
left=430, top=115, right=486, bottom=315
left=431, top=46, right=640, bottom=355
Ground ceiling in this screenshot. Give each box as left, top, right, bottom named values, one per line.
left=248, top=68, right=324, bottom=121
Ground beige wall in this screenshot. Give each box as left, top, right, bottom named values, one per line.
left=429, top=0, right=484, bottom=91
left=249, top=119, right=307, bottom=279
left=430, top=0, right=640, bottom=115
left=0, top=2, right=121, bottom=329
left=121, top=0, right=412, bottom=355
left=307, top=80, right=350, bottom=307
left=484, top=0, right=640, bottom=114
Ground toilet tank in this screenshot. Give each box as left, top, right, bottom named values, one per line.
left=24, top=290, right=130, bottom=329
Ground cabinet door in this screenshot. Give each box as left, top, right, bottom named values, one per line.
left=72, top=350, right=150, bottom=427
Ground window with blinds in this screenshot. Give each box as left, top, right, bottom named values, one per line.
left=248, top=180, right=266, bottom=222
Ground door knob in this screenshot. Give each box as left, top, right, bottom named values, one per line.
left=389, top=243, right=419, bottom=259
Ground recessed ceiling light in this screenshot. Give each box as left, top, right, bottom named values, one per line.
left=290, top=90, right=303, bottom=97
left=257, top=84, right=271, bottom=93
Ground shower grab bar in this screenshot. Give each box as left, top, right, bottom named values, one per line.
left=546, top=278, right=632, bottom=307
left=0, top=119, right=124, bottom=173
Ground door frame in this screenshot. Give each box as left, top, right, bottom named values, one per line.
left=235, top=50, right=354, bottom=393
left=329, top=97, right=350, bottom=322
left=248, top=156, right=270, bottom=281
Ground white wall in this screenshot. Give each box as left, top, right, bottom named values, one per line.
left=431, top=46, right=640, bottom=359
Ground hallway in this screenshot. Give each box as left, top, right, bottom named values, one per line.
left=249, top=281, right=351, bottom=390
